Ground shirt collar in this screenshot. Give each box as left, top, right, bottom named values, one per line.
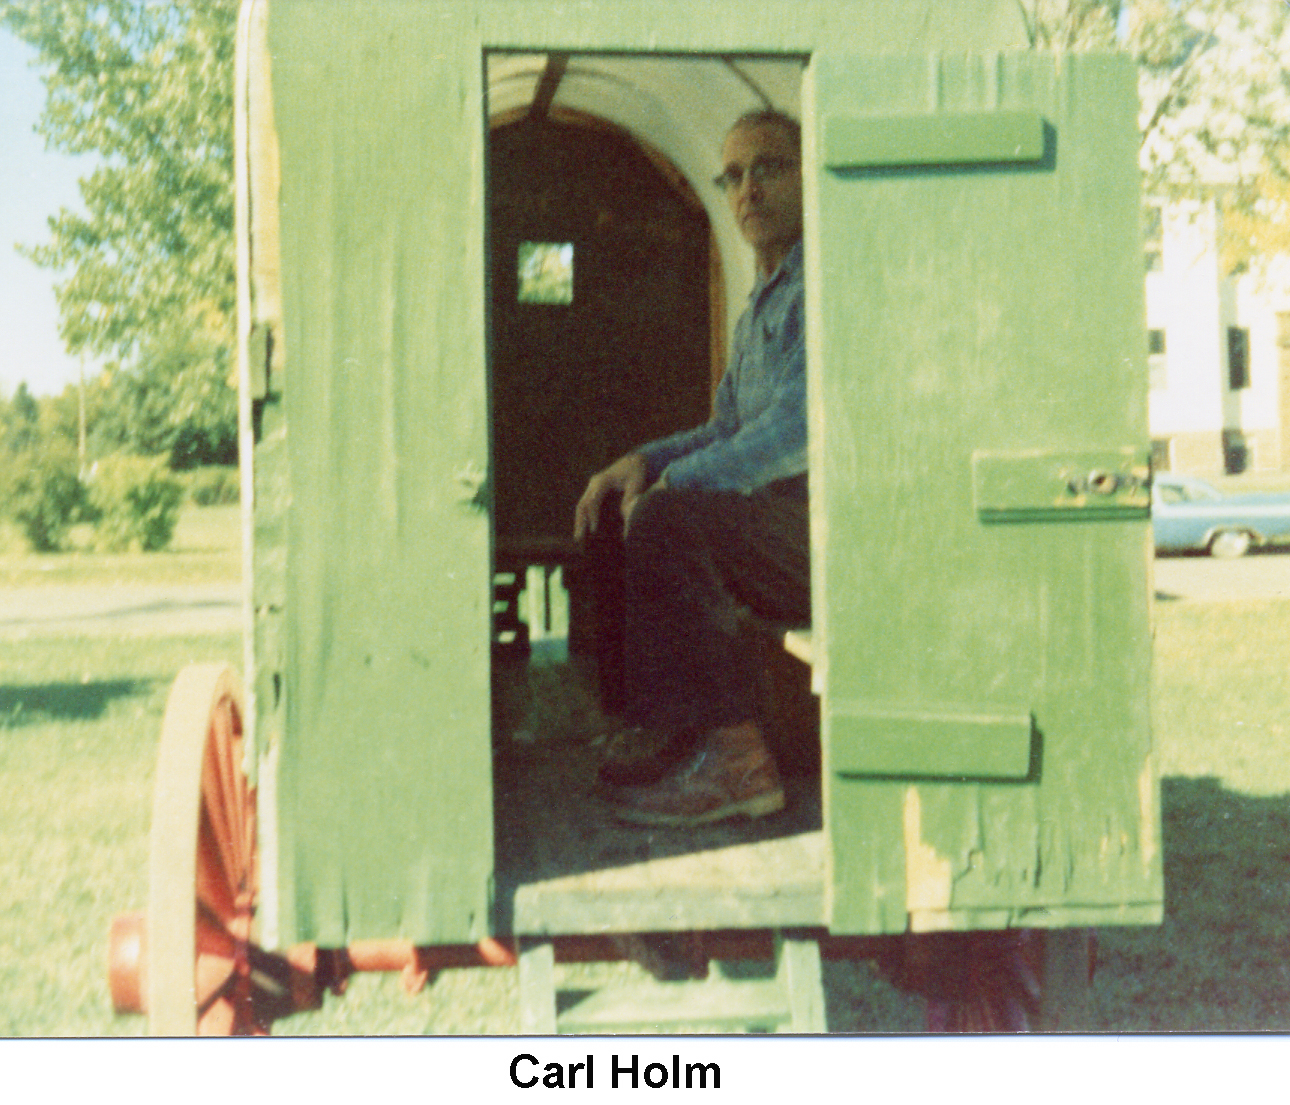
left=750, top=238, right=804, bottom=304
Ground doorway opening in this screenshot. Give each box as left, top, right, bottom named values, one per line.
left=483, top=53, right=818, bottom=927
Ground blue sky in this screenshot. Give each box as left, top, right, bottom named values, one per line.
left=0, top=30, right=97, bottom=398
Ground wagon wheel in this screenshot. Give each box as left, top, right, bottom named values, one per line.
left=891, top=929, right=1095, bottom=1032
left=148, top=664, right=264, bottom=1035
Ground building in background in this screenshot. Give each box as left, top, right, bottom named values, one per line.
left=1146, top=201, right=1290, bottom=475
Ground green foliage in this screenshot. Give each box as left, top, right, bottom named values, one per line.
left=86, top=453, right=184, bottom=552
left=1, top=0, right=237, bottom=362
left=1015, top=0, right=1123, bottom=50
left=90, top=326, right=237, bottom=468
left=1021, top=0, right=1290, bottom=270
left=3, top=439, right=85, bottom=552
left=0, top=383, right=42, bottom=454
left=1133, top=0, right=1290, bottom=267
left=517, top=242, right=575, bottom=305
left=181, top=464, right=240, bottom=506
left=2, top=0, right=239, bottom=461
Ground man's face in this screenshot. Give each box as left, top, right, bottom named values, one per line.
left=719, top=122, right=803, bottom=261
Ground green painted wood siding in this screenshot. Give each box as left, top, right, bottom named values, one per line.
left=258, top=0, right=1163, bottom=945
left=807, top=52, right=1162, bottom=933
left=270, top=1, right=494, bottom=945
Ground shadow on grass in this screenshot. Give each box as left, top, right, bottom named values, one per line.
left=0, top=680, right=153, bottom=728
left=1094, top=775, right=1290, bottom=1031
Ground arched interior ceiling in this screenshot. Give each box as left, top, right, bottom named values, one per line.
left=487, top=53, right=806, bottom=328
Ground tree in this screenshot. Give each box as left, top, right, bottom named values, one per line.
left=1019, top=0, right=1290, bottom=273
left=91, top=323, right=237, bottom=466
left=0, top=382, right=41, bottom=453
left=2, top=0, right=238, bottom=454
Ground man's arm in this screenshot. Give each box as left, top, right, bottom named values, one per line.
left=655, top=321, right=806, bottom=493
left=642, top=276, right=805, bottom=492
left=660, top=372, right=805, bottom=491
left=574, top=358, right=739, bottom=541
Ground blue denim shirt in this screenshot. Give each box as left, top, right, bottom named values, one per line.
left=637, top=239, right=806, bottom=493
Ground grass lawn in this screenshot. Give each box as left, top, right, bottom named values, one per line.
left=0, top=633, right=242, bottom=1036
left=1090, top=598, right=1290, bottom=1031
left=0, top=582, right=1288, bottom=1033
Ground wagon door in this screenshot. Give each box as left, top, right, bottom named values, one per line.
left=266, top=4, right=493, bottom=947
left=807, top=53, right=1162, bottom=933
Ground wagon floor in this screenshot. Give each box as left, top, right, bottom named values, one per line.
left=492, top=654, right=825, bottom=936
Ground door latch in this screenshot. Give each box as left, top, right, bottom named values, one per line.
left=974, top=449, right=1151, bottom=522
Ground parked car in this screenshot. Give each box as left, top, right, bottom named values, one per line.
left=1152, top=473, right=1290, bottom=558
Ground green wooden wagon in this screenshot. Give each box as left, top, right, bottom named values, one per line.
left=109, top=0, right=1163, bottom=1034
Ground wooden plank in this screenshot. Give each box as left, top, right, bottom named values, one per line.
left=825, top=111, right=1045, bottom=169
left=528, top=52, right=568, bottom=122
left=271, top=0, right=493, bottom=947
left=830, top=704, right=1034, bottom=779
left=519, top=938, right=558, bottom=1034
left=778, top=936, right=826, bottom=1032
left=782, top=628, right=814, bottom=666
left=972, top=447, right=1151, bottom=523
left=558, top=977, right=790, bottom=1034
left=479, top=0, right=1027, bottom=54
left=512, top=832, right=827, bottom=935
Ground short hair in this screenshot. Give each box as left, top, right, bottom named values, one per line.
left=727, top=108, right=801, bottom=150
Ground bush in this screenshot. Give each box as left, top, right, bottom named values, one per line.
left=87, top=454, right=185, bottom=552
left=182, top=465, right=240, bottom=506
left=3, top=443, right=85, bottom=552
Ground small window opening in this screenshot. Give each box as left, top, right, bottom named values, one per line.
left=1227, top=327, right=1250, bottom=390
left=518, top=241, right=574, bottom=304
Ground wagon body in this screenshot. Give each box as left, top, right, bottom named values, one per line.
left=229, top=0, right=1161, bottom=987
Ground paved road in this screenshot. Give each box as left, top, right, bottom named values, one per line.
left=1153, top=547, right=1290, bottom=603
left=0, top=548, right=1284, bottom=640
left=0, top=582, right=242, bottom=638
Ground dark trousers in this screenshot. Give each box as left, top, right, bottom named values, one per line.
left=587, top=483, right=810, bottom=736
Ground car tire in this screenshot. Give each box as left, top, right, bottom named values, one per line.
left=1209, top=530, right=1252, bottom=559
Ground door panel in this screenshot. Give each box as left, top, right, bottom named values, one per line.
left=270, top=1, right=493, bottom=946
left=808, top=52, right=1161, bottom=932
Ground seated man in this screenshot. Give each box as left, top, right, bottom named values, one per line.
left=573, top=108, right=810, bottom=828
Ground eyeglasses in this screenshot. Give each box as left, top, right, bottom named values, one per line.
left=712, top=156, right=799, bottom=193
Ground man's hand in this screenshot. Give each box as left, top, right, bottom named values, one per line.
left=574, top=453, right=648, bottom=541
left=621, top=470, right=668, bottom=535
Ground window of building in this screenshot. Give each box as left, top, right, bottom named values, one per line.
left=1150, top=437, right=1172, bottom=474
left=1227, top=326, right=1249, bottom=390
left=1223, top=428, right=1250, bottom=474
left=1143, top=203, right=1163, bottom=273
left=517, top=241, right=574, bottom=305
left=1147, top=328, right=1167, bottom=391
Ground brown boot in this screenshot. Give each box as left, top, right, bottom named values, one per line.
left=596, top=725, right=698, bottom=788
left=612, top=721, right=785, bottom=827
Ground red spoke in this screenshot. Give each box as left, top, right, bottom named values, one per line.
left=197, top=809, right=239, bottom=922
left=196, top=902, right=240, bottom=958
left=196, top=953, right=237, bottom=1015
left=202, top=702, right=246, bottom=900
left=198, top=997, right=236, bottom=1036
left=216, top=697, right=251, bottom=882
